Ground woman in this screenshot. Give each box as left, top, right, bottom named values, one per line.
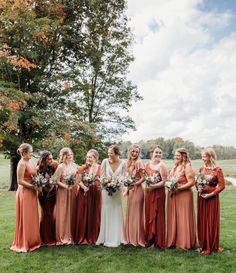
left=145, top=145, right=167, bottom=248
left=10, top=143, right=41, bottom=252
left=166, top=148, right=196, bottom=250
left=96, top=145, right=127, bottom=247
left=197, top=148, right=225, bottom=254
left=125, top=144, right=146, bottom=247
left=37, top=151, right=58, bottom=246
left=74, top=149, right=101, bottom=245
left=53, top=147, right=78, bottom=245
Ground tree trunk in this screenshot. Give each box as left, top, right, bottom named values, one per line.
left=8, top=153, right=20, bottom=191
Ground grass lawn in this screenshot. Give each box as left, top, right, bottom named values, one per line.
left=0, top=188, right=236, bottom=273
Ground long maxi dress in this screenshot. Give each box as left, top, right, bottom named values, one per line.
left=197, top=166, right=225, bottom=254
left=10, top=160, right=41, bottom=252
left=38, top=161, right=58, bottom=246
left=74, top=164, right=101, bottom=244
left=166, top=165, right=196, bottom=250
left=96, top=159, right=127, bottom=247
left=145, top=161, right=167, bottom=248
left=125, top=160, right=146, bottom=247
left=55, top=162, right=77, bottom=245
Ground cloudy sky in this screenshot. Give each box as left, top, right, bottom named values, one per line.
left=123, top=0, right=236, bottom=147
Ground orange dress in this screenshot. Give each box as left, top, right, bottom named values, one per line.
left=166, top=165, right=196, bottom=250
left=125, top=160, right=146, bottom=247
left=145, top=161, right=167, bottom=248
left=55, top=163, right=77, bottom=245
left=74, top=164, right=101, bottom=244
left=197, top=166, right=225, bottom=254
left=10, top=161, right=41, bottom=252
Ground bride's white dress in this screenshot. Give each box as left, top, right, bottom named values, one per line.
left=96, top=158, right=127, bottom=247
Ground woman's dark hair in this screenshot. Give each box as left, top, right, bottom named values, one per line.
left=108, top=145, right=121, bottom=156
left=37, top=151, right=52, bottom=173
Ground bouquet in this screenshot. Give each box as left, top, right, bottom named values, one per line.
left=81, top=173, right=94, bottom=188
left=196, top=173, right=212, bottom=195
left=145, top=174, right=162, bottom=187
left=63, top=174, right=76, bottom=186
left=165, top=176, right=178, bottom=197
left=103, top=177, right=122, bottom=196
left=123, top=176, right=136, bottom=189
left=32, top=173, right=54, bottom=189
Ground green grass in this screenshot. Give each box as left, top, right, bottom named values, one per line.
left=0, top=188, right=236, bottom=273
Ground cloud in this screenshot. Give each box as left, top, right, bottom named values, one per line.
left=124, top=0, right=236, bottom=147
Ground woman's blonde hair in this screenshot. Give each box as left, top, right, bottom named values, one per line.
left=17, top=143, right=32, bottom=156
left=174, top=147, right=191, bottom=171
left=127, top=144, right=141, bottom=168
left=202, top=147, right=217, bottom=166
left=59, top=147, right=73, bottom=163
left=150, top=145, right=163, bottom=158
left=87, top=149, right=99, bottom=162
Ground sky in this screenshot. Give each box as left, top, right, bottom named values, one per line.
left=123, top=0, right=236, bottom=147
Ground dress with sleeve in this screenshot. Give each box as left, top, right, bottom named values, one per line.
left=38, top=161, right=58, bottom=246
left=10, top=160, right=41, bottom=252
left=96, top=159, right=127, bottom=247
left=74, top=163, right=101, bottom=244
left=197, top=166, right=225, bottom=254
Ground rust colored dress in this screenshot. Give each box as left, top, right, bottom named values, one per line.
left=125, top=160, right=146, bottom=247
left=145, top=161, right=167, bottom=248
left=197, top=166, right=225, bottom=254
left=38, top=162, right=58, bottom=246
left=166, top=165, right=196, bottom=250
left=55, top=162, right=77, bottom=245
left=10, top=160, right=41, bottom=252
left=74, top=164, right=101, bottom=245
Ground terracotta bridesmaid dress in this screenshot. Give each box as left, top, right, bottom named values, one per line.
left=74, top=164, right=101, bottom=244
left=38, top=161, right=58, bottom=246
left=55, top=163, right=77, bottom=245
left=197, top=166, right=225, bottom=254
left=125, top=160, right=146, bottom=247
left=145, top=161, right=167, bottom=248
left=166, top=165, right=196, bottom=250
left=10, top=161, right=41, bottom=252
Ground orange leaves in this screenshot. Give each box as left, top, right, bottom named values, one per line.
left=63, top=82, right=71, bottom=90
left=0, top=44, right=37, bottom=71
left=8, top=101, right=20, bottom=111
left=35, top=32, right=49, bottom=44
left=9, top=56, right=37, bottom=71
left=64, top=133, right=72, bottom=141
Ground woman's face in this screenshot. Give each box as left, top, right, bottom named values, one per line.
left=23, top=148, right=33, bottom=160
left=174, top=151, right=182, bottom=164
left=46, top=154, right=53, bottom=166
left=130, top=148, right=139, bottom=160
left=64, top=151, right=73, bottom=163
left=202, top=152, right=210, bottom=165
left=152, top=148, right=162, bottom=162
left=86, top=152, right=96, bottom=166
left=108, top=148, right=116, bottom=160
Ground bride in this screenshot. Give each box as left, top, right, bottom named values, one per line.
left=96, top=145, right=127, bottom=247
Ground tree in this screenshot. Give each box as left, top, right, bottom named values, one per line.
left=59, top=0, right=142, bottom=146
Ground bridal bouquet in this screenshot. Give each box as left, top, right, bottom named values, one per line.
left=103, top=177, right=122, bottom=196
left=196, top=173, right=213, bottom=195
left=63, top=174, right=76, bottom=186
left=123, top=176, right=136, bottom=189
left=81, top=173, right=95, bottom=188
left=165, top=176, right=178, bottom=196
left=32, top=173, right=54, bottom=189
left=145, top=174, right=162, bottom=187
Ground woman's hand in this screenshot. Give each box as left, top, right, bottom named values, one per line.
left=201, top=192, right=215, bottom=199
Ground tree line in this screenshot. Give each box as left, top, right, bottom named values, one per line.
left=119, top=137, right=236, bottom=160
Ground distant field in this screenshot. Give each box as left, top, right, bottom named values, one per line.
left=0, top=153, right=235, bottom=189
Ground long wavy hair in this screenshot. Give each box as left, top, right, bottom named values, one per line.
left=59, top=147, right=73, bottom=163
left=173, top=147, right=191, bottom=172
left=37, top=151, right=52, bottom=173
left=127, top=144, right=141, bottom=169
